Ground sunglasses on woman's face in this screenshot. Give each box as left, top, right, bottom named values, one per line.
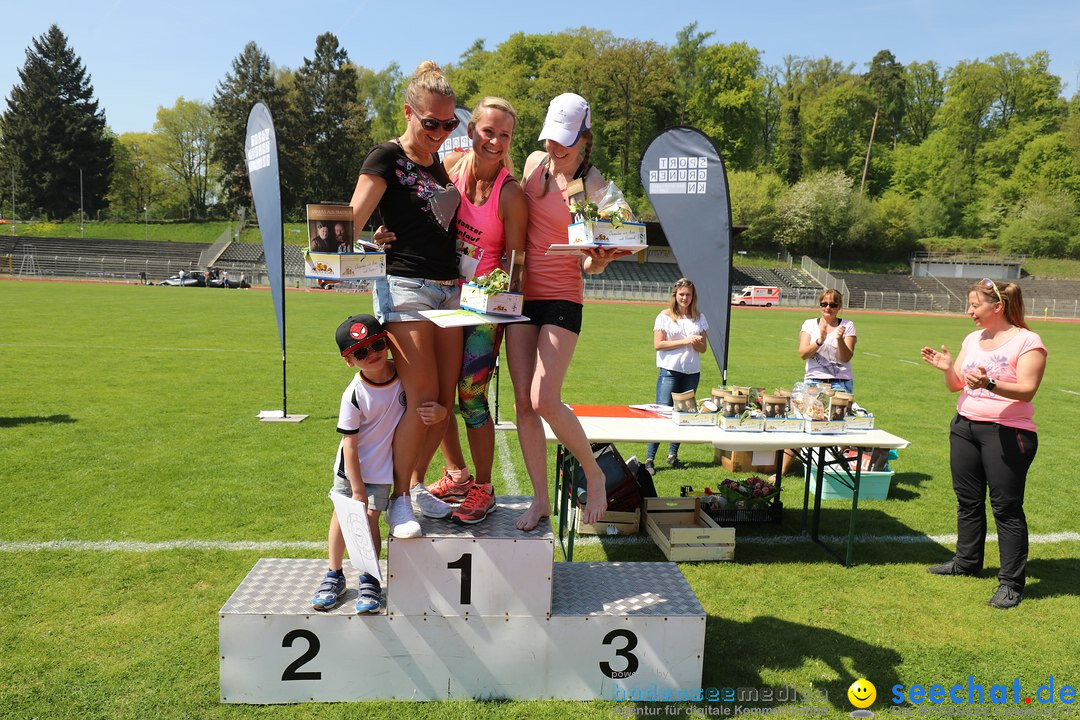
left=407, top=104, right=459, bottom=132
left=820, top=302, right=839, bottom=309
left=353, top=338, right=388, bottom=360
left=979, top=277, right=1003, bottom=304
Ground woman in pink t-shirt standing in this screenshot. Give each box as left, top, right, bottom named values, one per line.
left=921, top=279, right=1047, bottom=609
left=507, top=93, right=626, bottom=531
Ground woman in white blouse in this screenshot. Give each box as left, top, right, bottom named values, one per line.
left=645, top=278, right=708, bottom=473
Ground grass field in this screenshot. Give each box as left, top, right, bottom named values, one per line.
left=2, top=279, right=1079, bottom=719
left=5, top=220, right=233, bottom=245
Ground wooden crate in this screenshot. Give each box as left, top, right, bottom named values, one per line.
left=574, top=508, right=640, bottom=535
left=715, top=449, right=775, bottom=473
left=644, top=497, right=735, bottom=562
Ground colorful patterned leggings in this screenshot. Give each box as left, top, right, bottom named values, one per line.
left=458, top=322, right=504, bottom=429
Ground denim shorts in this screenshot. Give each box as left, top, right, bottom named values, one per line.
left=807, top=377, right=854, bottom=393
left=329, top=478, right=391, bottom=512
left=372, top=275, right=461, bottom=323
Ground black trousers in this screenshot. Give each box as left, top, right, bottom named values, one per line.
left=949, top=414, right=1037, bottom=590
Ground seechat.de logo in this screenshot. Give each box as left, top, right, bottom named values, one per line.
left=848, top=678, right=877, bottom=717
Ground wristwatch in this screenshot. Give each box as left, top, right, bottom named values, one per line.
left=986, top=378, right=997, bottom=393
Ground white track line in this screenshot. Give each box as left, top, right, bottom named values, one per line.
left=897, top=359, right=919, bottom=366
left=861, top=352, right=881, bottom=358
left=1058, top=388, right=1080, bottom=396
left=489, top=380, right=523, bottom=495
left=4, top=532, right=1078, bottom=553
left=0, top=343, right=329, bottom=355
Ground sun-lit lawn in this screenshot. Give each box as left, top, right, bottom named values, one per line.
left=2, top=279, right=1078, bottom=718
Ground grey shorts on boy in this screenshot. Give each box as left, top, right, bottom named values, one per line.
left=330, top=478, right=391, bottom=512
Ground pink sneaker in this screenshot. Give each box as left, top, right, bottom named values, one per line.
left=427, top=467, right=474, bottom=504
left=451, top=483, right=496, bottom=525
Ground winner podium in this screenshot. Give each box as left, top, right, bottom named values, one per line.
left=219, top=497, right=705, bottom=703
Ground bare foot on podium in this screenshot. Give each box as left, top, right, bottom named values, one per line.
left=516, top=499, right=551, bottom=531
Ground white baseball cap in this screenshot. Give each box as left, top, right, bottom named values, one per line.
left=538, top=93, right=591, bottom=147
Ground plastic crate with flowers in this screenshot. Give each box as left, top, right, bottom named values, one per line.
left=680, top=477, right=783, bottom=524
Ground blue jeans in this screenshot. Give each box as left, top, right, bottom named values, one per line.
left=647, top=368, right=700, bottom=461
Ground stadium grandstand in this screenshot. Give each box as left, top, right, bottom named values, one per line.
left=4, top=232, right=1080, bottom=317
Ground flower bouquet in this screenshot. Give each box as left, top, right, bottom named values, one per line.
left=715, top=476, right=780, bottom=510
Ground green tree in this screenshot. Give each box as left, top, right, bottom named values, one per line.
left=210, top=42, right=293, bottom=211
left=986, top=51, right=1065, bottom=132
left=937, top=59, right=996, bottom=162
left=106, top=133, right=163, bottom=220
left=801, top=76, right=878, bottom=182
left=0, top=24, right=112, bottom=219
left=849, top=190, right=918, bottom=255
left=358, top=62, right=405, bottom=144
left=153, top=98, right=217, bottom=217
left=684, top=41, right=766, bottom=169
left=998, top=190, right=1077, bottom=257
left=728, top=169, right=784, bottom=248
left=774, top=55, right=806, bottom=183
left=670, top=23, right=715, bottom=126
left=593, top=37, right=675, bottom=196
left=775, top=169, right=857, bottom=255
left=291, top=33, right=372, bottom=205
left=902, top=60, right=944, bottom=143
left=865, top=50, right=906, bottom=148
left=892, top=131, right=976, bottom=236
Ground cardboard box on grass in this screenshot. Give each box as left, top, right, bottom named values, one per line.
left=716, top=449, right=776, bottom=473
left=460, top=283, right=524, bottom=316
left=644, top=497, right=735, bottom=562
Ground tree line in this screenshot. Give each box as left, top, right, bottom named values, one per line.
left=3, top=23, right=1080, bottom=260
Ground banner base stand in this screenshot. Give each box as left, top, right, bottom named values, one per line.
left=258, top=410, right=308, bottom=423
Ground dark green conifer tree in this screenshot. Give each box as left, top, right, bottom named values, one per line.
left=1, top=25, right=113, bottom=219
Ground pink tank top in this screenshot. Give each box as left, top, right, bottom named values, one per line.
left=451, top=161, right=509, bottom=279
left=522, top=154, right=593, bottom=303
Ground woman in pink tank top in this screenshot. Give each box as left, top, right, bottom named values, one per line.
left=921, top=279, right=1047, bottom=609
left=506, top=93, right=628, bottom=531
left=424, top=98, right=527, bottom=525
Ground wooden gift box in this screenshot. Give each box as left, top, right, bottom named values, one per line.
left=574, top=508, right=641, bottom=536
left=644, top=497, right=735, bottom=562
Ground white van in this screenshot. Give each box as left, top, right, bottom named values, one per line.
left=731, top=285, right=781, bottom=307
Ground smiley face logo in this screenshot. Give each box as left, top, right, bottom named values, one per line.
left=848, top=678, right=876, bottom=709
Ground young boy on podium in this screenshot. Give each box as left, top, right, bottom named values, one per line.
left=313, top=314, right=445, bottom=612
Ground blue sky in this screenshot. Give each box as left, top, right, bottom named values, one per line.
left=3, top=1, right=1079, bottom=135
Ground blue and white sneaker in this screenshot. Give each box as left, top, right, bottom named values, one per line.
left=312, top=570, right=346, bottom=611
left=355, top=573, right=382, bottom=614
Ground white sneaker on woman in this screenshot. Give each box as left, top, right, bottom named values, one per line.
left=388, top=495, right=422, bottom=539
left=411, top=484, right=452, bottom=519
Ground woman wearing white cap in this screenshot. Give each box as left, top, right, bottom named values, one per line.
left=507, top=92, right=627, bottom=531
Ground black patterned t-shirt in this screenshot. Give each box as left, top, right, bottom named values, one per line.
left=360, top=141, right=460, bottom=279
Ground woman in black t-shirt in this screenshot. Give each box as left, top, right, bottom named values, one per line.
left=348, top=60, right=463, bottom=537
